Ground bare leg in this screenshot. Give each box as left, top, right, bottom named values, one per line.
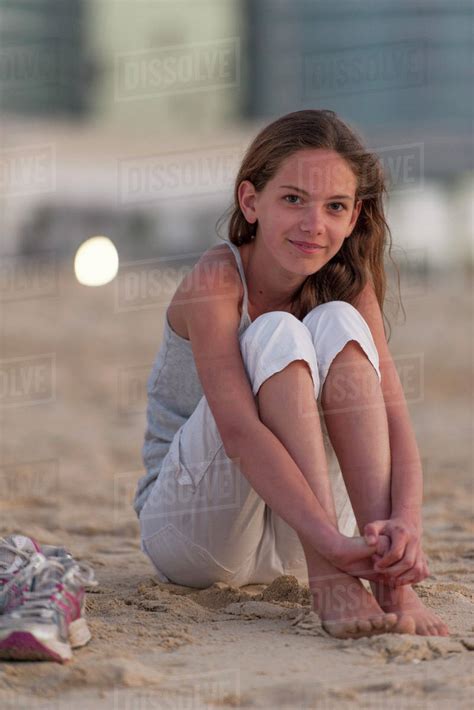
left=321, top=341, right=449, bottom=636
left=257, top=360, right=398, bottom=638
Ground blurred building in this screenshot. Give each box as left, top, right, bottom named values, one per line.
left=243, top=0, right=473, bottom=178
left=1, top=0, right=471, bottom=170
left=0, top=0, right=472, bottom=264
left=0, top=0, right=241, bottom=130
left=0, top=0, right=90, bottom=118
left=89, top=0, right=242, bottom=132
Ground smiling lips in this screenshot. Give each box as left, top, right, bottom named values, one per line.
left=289, top=240, right=325, bottom=253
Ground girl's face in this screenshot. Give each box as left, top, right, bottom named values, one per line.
left=239, top=148, right=362, bottom=275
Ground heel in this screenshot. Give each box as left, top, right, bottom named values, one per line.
left=69, top=617, right=92, bottom=648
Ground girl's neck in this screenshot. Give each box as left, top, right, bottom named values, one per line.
left=240, top=240, right=304, bottom=315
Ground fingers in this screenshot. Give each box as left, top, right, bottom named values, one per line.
left=392, top=554, right=430, bottom=587
left=376, top=538, right=417, bottom=577
left=371, top=536, right=390, bottom=568
left=363, top=521, right=387, bottom=546
left=390, top=564, right=425, bottom=586
left=350, top=536, right=379, bottom=559
left=373, top=528, right=408, bottom=570
left=375, top=534, right=390, bottom=557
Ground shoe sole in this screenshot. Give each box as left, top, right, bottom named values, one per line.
left=0, top=617, right=91, bottom=663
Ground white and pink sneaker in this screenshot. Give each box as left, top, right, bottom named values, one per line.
left=0, top=535, right=44, bottom=615
left=0, top=536, right=97, bottom=662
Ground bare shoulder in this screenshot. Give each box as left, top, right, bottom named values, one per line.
left=180, top=243, right=260, bottom=451
left=167, top=243, right=242, bottom=340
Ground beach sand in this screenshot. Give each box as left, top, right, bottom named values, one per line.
left=0, top=261, right=472, bottom=709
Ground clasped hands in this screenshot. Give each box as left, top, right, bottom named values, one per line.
left=329, top=515, right=430, bottom=587
left=362, top=516, right=430, bottom=587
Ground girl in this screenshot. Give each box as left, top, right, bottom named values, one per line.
left=134, top=109, right=449, bottom=639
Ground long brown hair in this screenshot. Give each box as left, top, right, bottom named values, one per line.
left=216, top=109, right=403, bottom=342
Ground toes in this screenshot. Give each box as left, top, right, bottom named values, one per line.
left=394, top=614, right=416, bottom=635
left=369, top=616, right=386, bottom=631
left=417, top=624, right=431, bottom=636
left=323, top=613, right=412, bottom=640
left=432, top=618, right=450, bottom=636
left=355, top=619, right=373, bottom=635
left=383, top=613, right=398, bottom=631
left=322, top=620, right=354, bottom=639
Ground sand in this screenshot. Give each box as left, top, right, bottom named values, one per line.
left=0, top=262, right=473, bottom=709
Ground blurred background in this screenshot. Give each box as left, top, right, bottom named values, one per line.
left=0, top=0, right=472, bottom=544
left=0, top=0, right=472, bottom=263
left=0, top=4, right=473, bottom=705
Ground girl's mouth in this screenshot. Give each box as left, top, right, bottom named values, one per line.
left=289, top=240, right=325, bottom=254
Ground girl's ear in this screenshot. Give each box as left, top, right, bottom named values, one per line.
left=347, top=198, right=362, bottom=235
left=238, top=180, right=258, bottom=225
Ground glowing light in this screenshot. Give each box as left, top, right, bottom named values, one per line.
left=74, top=236, right=119, bottom=287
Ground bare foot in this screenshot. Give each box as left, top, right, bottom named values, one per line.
left=371, top=582, right=450, bottom=636
left=311, top=572, right=400, bottom=639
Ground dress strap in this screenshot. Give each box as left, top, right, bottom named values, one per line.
left=222, top=240, right=250, bottom=322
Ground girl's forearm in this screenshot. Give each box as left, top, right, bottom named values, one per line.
left=386, top=404, right=424, bottom=526
left=226, top=422, right=343, bottom=560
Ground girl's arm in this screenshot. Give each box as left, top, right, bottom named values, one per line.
left=384, top=384, right=423, bottom=524
left=354, top=281, right=423, bottom=525
left=355, top=282, right=429, bottom=585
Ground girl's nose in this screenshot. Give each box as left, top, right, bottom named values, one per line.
left=299, top=205, right=325, bottom=234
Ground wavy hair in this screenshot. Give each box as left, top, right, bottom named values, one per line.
left=216, top=109, right=403, bottom=342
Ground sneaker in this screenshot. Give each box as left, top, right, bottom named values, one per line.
left=0, top=535, right=71, bottom=615
left=0, top=552, right=97, bottom=662
left=0, top=535, right=44, bottom=614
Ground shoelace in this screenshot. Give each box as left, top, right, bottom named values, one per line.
left=7, top=557, right=98, bottom=621
left=0, top=539, right=36, bottom=581
left=0, top=552, right=46, bottom=605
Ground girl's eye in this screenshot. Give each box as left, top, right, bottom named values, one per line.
left=283, top=194, right=302, bottom=205
left=329, top=202, right=346, bottom=212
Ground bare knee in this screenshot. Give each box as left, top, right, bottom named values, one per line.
left=327, top=340, right=378, bottom=380
left=284, top=358, right=314, bottom=377
left=257, top=358, right=314, bottom=397
left=322, top=339, right=381, bottom=405
left=256, top=358, right=318, bottom=416
left=335, top=339, right=367, bottom=361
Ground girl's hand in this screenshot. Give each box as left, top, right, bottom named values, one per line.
left=329, top=534, right=393, bottom=583
left=364, top=517, right=430, bottom=586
